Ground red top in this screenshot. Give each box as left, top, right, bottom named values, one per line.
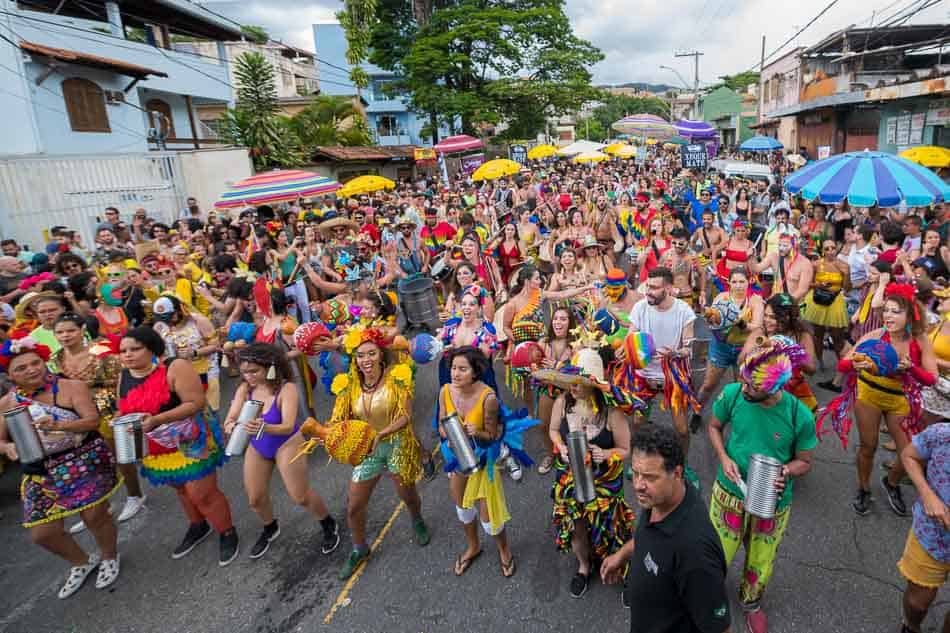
left=638, top=239, right=671, bottom=283
left=498, top=241, right=521, bottom=285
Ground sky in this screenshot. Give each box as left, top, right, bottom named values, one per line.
left=201, top=0, right=949, bottom=87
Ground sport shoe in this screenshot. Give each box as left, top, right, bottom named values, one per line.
left=249, top=522, right=280, bottom=560
left=817, top=380, right=842, bottom=393
left=536, top=454, right=554, bottom=475
left=338, top=548, right=369, bottom=580
left=321, top=519, right=341, bottom=555
left=745, top=607, right=768, bottom=633
left=219, top=528, right=239, bottom=566
left=505, top=456, right=523, bottom=481
left=58, top=554, right=100, bottom=599
left=881, top=476, right=909, bottom=517
left=68, top=519, right=87, bottom=535
left=851, top=488, right=872, bottom=516
left=689, top=413, right=703, bottom=434
left=621, top=578, right=630, bottom=609
left=171, top=521, right=212, bottom=559
left=116, top=495, right=146, bottom=523
left=94, top=556, right=120, bottom=590
left=569, top=572, right=589, bottom=598
left=413, top=517, right=431, bottom=546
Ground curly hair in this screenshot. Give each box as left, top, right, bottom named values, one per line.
left=631, top=424, right=684, bottom=474
left=766, top=293, right=806, bottom=339
left=444, top=345, right=490, bottom=383
left=237, top=342, right=293, bottom=385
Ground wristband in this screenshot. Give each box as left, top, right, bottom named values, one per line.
left=837, top=358, right=854, bottom=373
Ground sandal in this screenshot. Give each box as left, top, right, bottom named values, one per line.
left=453, top=549, right=482, bottom=576
left=500, top=555, right=516, bottom=578
left=95, top=556, right=120, bottom=590
left=58, top=554, right=100, bottom=599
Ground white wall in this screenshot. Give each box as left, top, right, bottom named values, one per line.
left=178, top=147, right=253, bottom=216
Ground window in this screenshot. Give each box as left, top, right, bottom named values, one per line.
left=144, top=99, right=175, bottom=138
left=377, top=115, right=398, bottom=137
left=62, top=77, right=110, bottom=132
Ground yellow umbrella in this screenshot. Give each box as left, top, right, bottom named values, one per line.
left=471, top=158, right=522, bottom=182
left=527, top=144, right=557, bottom=160
left=603, top=142, right=625, bottom=155
left=613, top=145, right=637, bottom=159
left=899, top=146, right=950, bottom=168
left=573, top=151, right=609, bottom=164
left=337, top=175, right=396, bottom=198
left=645, top=138, right=658, bottom=145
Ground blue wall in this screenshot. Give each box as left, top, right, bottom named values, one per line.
left=877, top=99, right=941, bottom=155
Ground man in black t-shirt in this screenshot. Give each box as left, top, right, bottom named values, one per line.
left=602, top=425, right=732, bottom=633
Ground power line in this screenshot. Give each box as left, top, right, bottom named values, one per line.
left=738, top=0, right=842, bottom=74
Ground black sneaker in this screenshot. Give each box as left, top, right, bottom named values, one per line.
left=321, top=518, right=341, bottom=555
left=249, top=522, right=280, bottom=560
left=818, top=380, right=842, bottom=393
left=569, top=572, right=589, bottom=598
left=689, top=413, right=703, bottom=434
left=851, top=489, right=872, bottom=516
left=171, top=521, right=211, bottom=560
left=621, top=579, right=630, bottom=609
left=422, top=458, right=437, bottom=482
left=219, top=528, right=239, bottom=567
left=881, top=476, right=909, bottom=517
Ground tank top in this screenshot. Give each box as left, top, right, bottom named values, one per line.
left=559, top=407, right=614, bottom=476
left=118, top=360, right=182, bottom=415
left=442, top=384, right=493, bottom=433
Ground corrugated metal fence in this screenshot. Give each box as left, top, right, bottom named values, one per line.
left=0, top=152, right=187, bottom=250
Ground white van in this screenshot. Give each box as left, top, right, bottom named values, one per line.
left=709, top=160, right=775, bottom=186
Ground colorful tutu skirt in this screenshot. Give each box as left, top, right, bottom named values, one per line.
left=462, top=465, right=510, bottom=534
left=802, top=290, right=849, bottom=328
left=21, top=435, right=121, bottom=527
left=551, top=455, right=634, bottom=560
left=140, top=412, right=226, bottom=487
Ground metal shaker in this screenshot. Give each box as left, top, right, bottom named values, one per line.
left=441, top=413, right=480, bottom=475
left=567, top=431, right=596, bottom=504
left=3, top=406, right=45, bottom=464
left=110, top=413, right=147, bottom=464
left=742, top=454, right=784, bottom=518
left=225, top=400, right=263, bottom=457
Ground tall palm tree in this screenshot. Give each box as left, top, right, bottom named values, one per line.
left=289, top=96, right=372, bottom=150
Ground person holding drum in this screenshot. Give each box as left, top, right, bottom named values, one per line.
left=541, top=348, right=633, bottom=599
left=223, top=343, right=339, bottom=560
left=437, top=346, right=517, bottom=578
left=707, top=338, right=816, bottom=633
left=535, top=306, right=578, bottom=475
left=0, top=334, right=122, bottom=597
left=330, top=325, right=429, bottom=580
left=116, top=326, right=238, bottom=565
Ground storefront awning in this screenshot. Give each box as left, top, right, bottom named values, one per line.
left=20, top=41, right=168, bottom=79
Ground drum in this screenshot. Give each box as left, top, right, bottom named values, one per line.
left=398, top=276, right=440, bottom=328
left=430, top=258, right=452, bottom=283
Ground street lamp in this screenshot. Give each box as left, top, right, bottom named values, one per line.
left=660, top=65, right=694, bottom=119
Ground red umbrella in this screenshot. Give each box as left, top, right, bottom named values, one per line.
left=433, top=134, right=483, bottom=154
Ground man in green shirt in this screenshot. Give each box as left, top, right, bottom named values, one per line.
left=707, top=339, right=816, bottom=633
left=28, top=292, right=68, bottom=355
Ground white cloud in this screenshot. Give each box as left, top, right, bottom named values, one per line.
left=203, top=0, right=950, bottom=84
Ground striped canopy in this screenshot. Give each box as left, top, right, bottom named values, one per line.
left=433, top=134, right=483, bottom=153
left=214, top=170, right=340, bottom=209
left=611, top=114, right=675, bottom=138
left=674, top=119, right=717, bottom=138
left=740, top=135, right=783, bottom=152
left=784, top=150, right=950, bottom=208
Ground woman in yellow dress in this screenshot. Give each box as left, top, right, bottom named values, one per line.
left=802, top=239, right=850, bottom=366
left=438, top=346, right=516, bottom=578
left=330, top=326, right=429, bottom=580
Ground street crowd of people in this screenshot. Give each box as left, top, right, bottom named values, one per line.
left=0, top=143, right=947, bottom=633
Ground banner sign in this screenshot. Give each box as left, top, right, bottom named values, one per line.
left=414, top=148, right=436, bottom=161
left=460, top=153, right=485, bottom=174
left=680, top=144, right=708, bottom=170
left=509, top=144, right=527, bottom=165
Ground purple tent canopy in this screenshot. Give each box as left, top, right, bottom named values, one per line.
left=674, top=119, right=717, bottom=139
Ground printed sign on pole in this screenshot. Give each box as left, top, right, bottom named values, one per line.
left=680, top=144, right=708, bottom=170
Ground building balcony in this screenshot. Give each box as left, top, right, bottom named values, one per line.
left=366, top=99, right=408, bottom=113
left=9, top=8, right=232, bottom=102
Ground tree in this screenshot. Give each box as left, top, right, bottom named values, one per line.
left=587, top=93, right=672, bottom=135
left=288, top=96, right=373, bottom=151
left=340, top=0, right=602, bottom=140
left=240, top=25, right=270, bottom=45
left=709, top=70, right=760, bottom=93
left=218, top=52, right=303, bottom=169
left=574, top=116, right=607, bottom=142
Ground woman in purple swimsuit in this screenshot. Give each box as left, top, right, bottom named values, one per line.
left=223, top=343, right=339, bottom=559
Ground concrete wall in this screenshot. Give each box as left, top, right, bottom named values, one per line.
left=760, top=49, right=803, bottom=117
left=178, top=147, right=253, bottom=217
left=877, top=99, right=940, bottom=155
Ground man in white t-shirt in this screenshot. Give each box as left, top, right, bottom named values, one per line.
left=629, top=266, right=697, bottom=454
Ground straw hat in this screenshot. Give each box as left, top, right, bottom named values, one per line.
left=395, top=214, right=417, bottom=228
left=532, top=348, right=609, bottom=391
left=15, top=291, right=60, bottom=322
left=319, top=213, right=359, bottom=233
left=579, top=235, right=605, bottom=250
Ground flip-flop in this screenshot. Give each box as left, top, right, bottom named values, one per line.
left=454, top=549, right=482, bottom=576
left=501, top=555, right=516, bottom=578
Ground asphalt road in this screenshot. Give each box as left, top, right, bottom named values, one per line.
left=0, top=346, right=947, bottom=633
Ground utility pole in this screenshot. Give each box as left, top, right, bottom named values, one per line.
left=758, top=34, right=766, bottom=125
left=675, top=50, right=703, bottom=119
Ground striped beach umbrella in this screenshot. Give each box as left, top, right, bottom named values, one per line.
left=674, top=119, right=717, bottom=139
left=433, top=134, right=483, bottom=154
left=214, top=170, right=340, bottom=209
left=784, top=150, right=950, bottom=208
left=611, top=114, right=675, bottom=138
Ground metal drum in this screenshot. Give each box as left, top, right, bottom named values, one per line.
left=442, top=413, right=479, bottom=475
left=398, top=275, right=440, bottom=328
left=225, top=400, right=264, bottom=457
left=430, top=258, right=452, bottom=283
left=3, top=406, right=45, bottom=464
left=566, top=431, right=596, bottom=504
left=743, top=454, right=784, bottom=518
left=111, top=413, right=148, bottom=464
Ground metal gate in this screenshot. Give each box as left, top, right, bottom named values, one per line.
left=0, top=152, right=187, bottom=251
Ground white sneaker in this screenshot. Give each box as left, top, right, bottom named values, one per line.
left=68, top=520, right=87, bottom=535
left=95, top=556, right=120, bottom=590
left=58, top=554, right=100, bottom=599
left=116, top=495, right=147, bottom=523
left=505, top=456, right=523, bottom=482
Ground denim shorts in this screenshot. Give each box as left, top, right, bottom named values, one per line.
left=709, top=337, right=742, bottom=368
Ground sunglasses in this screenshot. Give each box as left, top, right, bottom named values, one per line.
left=106, top=271, right=125, bottom=279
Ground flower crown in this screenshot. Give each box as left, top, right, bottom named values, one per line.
left=0, top=334, right=51, bottom=368
left=884, top=282, right=920, bottom=320
left=342, top=325, right=390, bottom=355
left=18, top=272, right=56, bottom=291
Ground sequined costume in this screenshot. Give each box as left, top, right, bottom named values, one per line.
left=48, top=350, right=122, bottom=438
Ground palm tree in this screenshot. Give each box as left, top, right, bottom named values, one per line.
left=289, top=96, right=372, bottom=151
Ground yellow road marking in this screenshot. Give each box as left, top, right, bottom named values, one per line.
left=323, top=500, right=406, bottom=624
